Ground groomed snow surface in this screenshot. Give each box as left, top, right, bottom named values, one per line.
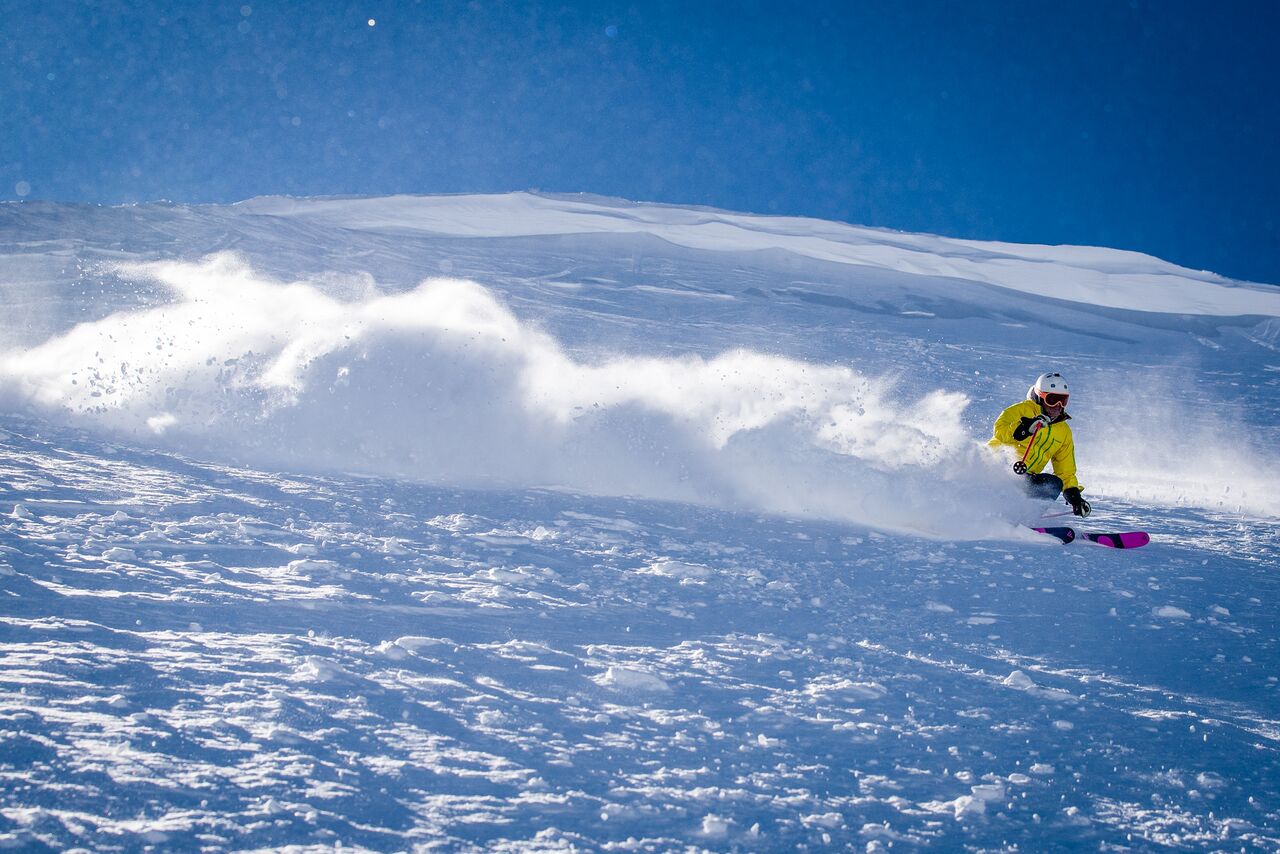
left=1, top=193, right=1278, bottom=850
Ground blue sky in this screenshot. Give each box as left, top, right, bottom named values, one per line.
left=3, top=0, right=1278, bottom=285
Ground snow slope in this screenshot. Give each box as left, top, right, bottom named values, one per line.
left=1, top=193, right=1277, bottom=850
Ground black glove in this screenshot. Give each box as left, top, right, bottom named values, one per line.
left=1063, top=487, right=1091, bottom=518
left=1013, top=414, right=1051, bottom=441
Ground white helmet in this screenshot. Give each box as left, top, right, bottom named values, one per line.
left=1027, top=372, right=1070, bottom=408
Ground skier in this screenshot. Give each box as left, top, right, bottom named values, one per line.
left=989, top=372, right=1092, bottom=517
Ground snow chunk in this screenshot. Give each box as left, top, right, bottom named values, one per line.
left=700, top=814, right=732, bottom=838
left=378, top=537, right=412, bottom=555
left=294, top=656, right=346, bottom=682
left=477, top=709, right=507, bottom=727
left=934, top=795, right=986, bottom=820
left=10, top=504, right=33, bottom=520
left=594, top=666, right=670, bottom=692
left=1153, top=605, right=1191, bottom=619
left=925, top=601, right=954, bottom=613
left=375, top=640, right=408, bottom=661
left=394, top=635, right=451, bottom=653
left=972, top=782, right=1006, bottom=802
left=801, top=812, right=845, bottom=829
left=101, top=547, right=137, bottom=562
left=922, top=782, right=1004, bottom=820
left=527, top=525, right=556, bottom=541
left=1002, top=670, right=1037, bottom=690
left=805, top=676, right=888, bottom=702
left=641, top=558, right=712, bottom=579
left=286, top=558, right=341, bottom=576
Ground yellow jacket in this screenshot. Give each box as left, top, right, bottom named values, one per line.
left=988, top=400, right=1081, bottom=491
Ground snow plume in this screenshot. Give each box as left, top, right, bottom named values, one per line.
left=1087, top=400, right=1280, bottom=520
left=0, top=253, right=1019, bottom=536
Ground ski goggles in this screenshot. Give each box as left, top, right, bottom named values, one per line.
left=1040, top=392, right=1069, bottom=407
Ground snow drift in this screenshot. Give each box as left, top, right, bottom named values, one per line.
left=239, top=193, right=1280, bottom=318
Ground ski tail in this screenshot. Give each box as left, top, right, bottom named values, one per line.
left=1032, top=526, right=1075, bottom=544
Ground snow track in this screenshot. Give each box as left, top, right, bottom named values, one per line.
left=1, top=416, right=1277, bottom=850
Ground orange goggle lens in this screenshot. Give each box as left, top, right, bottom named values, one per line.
left=1041, top=392, right=1069, bottom=406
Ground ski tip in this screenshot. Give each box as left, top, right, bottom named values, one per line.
left=1082, top=531, right=1151, bottom=549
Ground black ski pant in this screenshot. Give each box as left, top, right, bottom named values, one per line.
left=1023, top=472, right=1064, bottom=500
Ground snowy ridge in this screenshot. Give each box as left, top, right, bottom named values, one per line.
left=238, top=193, right=1280, bottom=317
left=1, top=193, right=1278, bottom=849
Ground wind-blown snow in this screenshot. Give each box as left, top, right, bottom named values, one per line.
left=0, top=252, right=1023, bottom=538
left=1, top=193, right=1278, bottom=851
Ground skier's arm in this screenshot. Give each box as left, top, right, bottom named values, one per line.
left=989, top=404, right=1025, bottom=446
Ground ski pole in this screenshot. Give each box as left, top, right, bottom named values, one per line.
left=1039, top=509, right=1074, bottom=520
left=1012, top=421, right=1043, bottom=475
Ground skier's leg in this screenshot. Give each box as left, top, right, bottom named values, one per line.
left=1024, top=473, right=1064, bottom=500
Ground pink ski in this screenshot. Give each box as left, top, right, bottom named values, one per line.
left=1030, top=527, right=1149, bottom=548
left=1032, top=526, right=1075, bottom=543
left=1081, top=531, right=1150, bottom=549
